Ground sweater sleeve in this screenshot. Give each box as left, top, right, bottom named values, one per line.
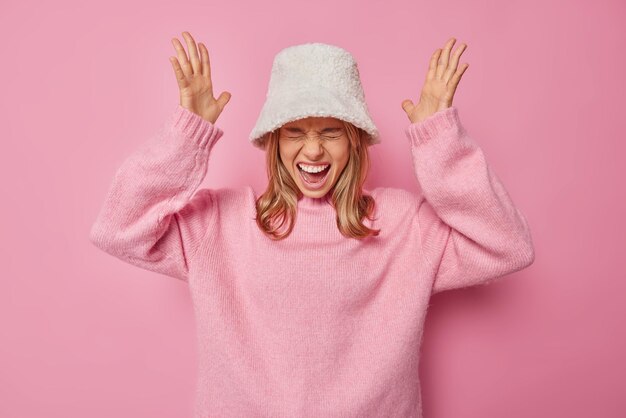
left=88, top=104, right=224, bottom=282
left=405, top=106, right=535, bottom=294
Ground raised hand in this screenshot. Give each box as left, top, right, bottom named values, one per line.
left=401, top=37, right=469, bottom=124
left=169, top=31, right=231, bottom=124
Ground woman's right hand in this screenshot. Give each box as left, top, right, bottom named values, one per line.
left=169, top=31, right=231, bottom=125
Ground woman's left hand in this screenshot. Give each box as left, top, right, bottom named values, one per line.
left=402, top=37, right=469, bottom=124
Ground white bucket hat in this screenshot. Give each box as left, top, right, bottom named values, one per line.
left=249, top=42, right=380, bottom=150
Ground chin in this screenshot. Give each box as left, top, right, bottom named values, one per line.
left=301, top=188, right=328, bottom=197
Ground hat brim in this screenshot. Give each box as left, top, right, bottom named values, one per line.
left=250, top=87, right=379, bottom=150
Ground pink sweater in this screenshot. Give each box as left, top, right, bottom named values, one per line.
left=89, top=104, right=535, bottom=417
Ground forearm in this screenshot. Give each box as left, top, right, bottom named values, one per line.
left=406, top=107, right=534, bottom=292
left=89, top=105, right=224, bottom=280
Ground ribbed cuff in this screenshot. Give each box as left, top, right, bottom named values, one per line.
left=171, top=104, right=224, bottom=148
left=405, top=106, right=461, bottom=146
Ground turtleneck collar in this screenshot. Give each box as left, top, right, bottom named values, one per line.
left=297, top=193, right=333, bottom=209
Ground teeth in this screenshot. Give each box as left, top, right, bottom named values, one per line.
left=298, top=163, right=329, bottom=173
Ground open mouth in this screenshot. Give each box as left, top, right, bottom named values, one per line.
left=297, top=163, right=332, bottom=189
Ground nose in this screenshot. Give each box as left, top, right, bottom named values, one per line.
left=301, top=138, right=324, bottom=159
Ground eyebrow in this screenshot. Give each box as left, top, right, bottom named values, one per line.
left=284, top=127, right=342, bottom=133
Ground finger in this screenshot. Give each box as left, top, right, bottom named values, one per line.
left=182, top=31, right=201, bottom=75
left=171, top=37, right=192, bottom=78
left=443, top=43, right=467, bottom=83
left=216, top=91, right=232, bottom=110
left=401, top=99, right=414, bottom=114
left=199, top=42, right=212, bottom=81
left=449, top=63, right=469, bottom=94
left=426, top=49, right=442, bottom=81
left=436, top=37, right=456, bottom=79
left=169, top=56, right=188, bottom=90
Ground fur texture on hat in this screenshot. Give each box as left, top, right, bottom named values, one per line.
left=249, top=42, right=380, bottom=150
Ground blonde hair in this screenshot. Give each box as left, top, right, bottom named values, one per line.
left=254, top=121, right=381, bottom=241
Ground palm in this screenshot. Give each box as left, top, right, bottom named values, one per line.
left=402, top=37, right=469, bottom=124
left=180, top=73, right=219, bottom=122
left=419, top=78, right=453, bottom=109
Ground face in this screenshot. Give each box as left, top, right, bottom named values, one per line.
left=278, top=116, right=350, bottom=198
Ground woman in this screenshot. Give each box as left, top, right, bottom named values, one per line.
left=90, top=31, right=535, bottom=417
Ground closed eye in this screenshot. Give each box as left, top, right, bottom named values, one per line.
left=281, top=127, right=345, bottom=141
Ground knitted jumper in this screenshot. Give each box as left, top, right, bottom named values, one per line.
left=89, top=104, right=535, bottom=417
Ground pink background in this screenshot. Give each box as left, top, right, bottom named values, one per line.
left=2, top=0, right=625, bottom=417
